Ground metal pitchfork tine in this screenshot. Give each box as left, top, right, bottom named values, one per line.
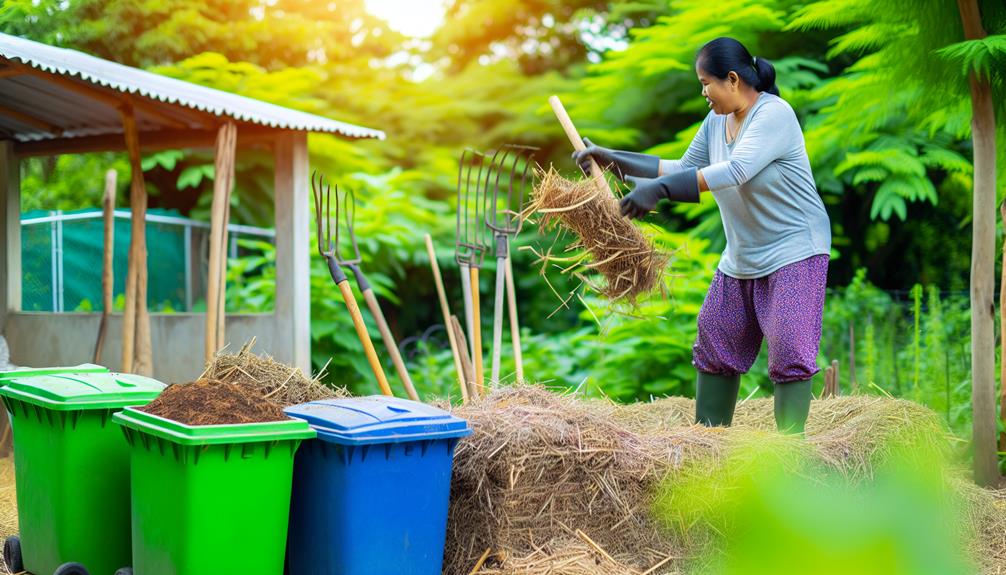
left=484, top=144, right=537, bottom=387
left=312, top=170, right=393, bottom=397
left=455, top=149, right=492, bottom=397
left=334, top=185, right=420, bottom=401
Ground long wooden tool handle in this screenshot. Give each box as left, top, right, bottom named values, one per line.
left=490, top=257, right=506, bottom=387
left=362, top=287, right=420, bottom=401
left=459, top=262, right=475, bottom=359
left=337, top=280, right=394, bottom=397
left=425, top=234, right=468, bottom=403
left=548, top=95, right=611, bottom=196
left=505, top=253, right=524, bottom=383
left=470, top=266, right=484, bottom=396
left=94, top=169, right=116, bottom=364
left=451, top=315, right=479, bottom=401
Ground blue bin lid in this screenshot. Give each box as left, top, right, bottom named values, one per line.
left=284, top=396, right=471, bottom=446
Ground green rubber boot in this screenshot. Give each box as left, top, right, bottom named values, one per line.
left=774, top=379, right=813, bottom=434
left=695, top=372, right=741, bottom=427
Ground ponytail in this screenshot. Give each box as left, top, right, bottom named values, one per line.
left=697, top=37, right=779, bottom=96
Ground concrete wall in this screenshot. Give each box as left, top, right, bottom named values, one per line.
left=4, top=312, right=291, bottom=383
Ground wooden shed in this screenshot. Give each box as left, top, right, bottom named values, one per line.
left=0, top=32, right=385, bottom=382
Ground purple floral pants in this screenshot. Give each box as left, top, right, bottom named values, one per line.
left=692, top=255, right=829, bottom=384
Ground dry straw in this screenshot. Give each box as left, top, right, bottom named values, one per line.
left=201, top=338, right=348, bottom=407
left=525, top=168, right=668, bottom=303
left=444, top=385, right=1006, bottom=575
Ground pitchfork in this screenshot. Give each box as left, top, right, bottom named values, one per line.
left=456, top=149, right=492, bottom=397
left=312, top=171, right=393, bottom=397
left=334, top=185, right=420, bottom=401
left=484, top=145, right=537, bottom=386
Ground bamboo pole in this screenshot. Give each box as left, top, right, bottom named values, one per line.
left=425, top=234, right=467, bottom=402
left=204, top=123, right=237, bottom=362
left=93, top=169, right=116, bottom=364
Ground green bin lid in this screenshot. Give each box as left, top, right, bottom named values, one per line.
left=112, top=407, right=316, bottom=446
left=0, top=371, right=166, bottom=410
left=0, top=363, right=109, bottom=381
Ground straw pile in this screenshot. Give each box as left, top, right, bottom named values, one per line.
left=526, top=168, right=668, bottom=303
left=201, top=339, right=348, bottom=407
left=444, top=386, right=720, bottom=574
left=0, top=457, right=15, bottom=540
left=446, top=386, right=1005, bottom=575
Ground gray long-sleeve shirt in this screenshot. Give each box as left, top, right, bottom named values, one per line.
left=660, top=92, right=831, bottom=279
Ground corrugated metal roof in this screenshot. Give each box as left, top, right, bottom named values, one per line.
left=0, top=32, right=385, bottom=141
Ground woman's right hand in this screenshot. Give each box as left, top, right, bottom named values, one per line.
left=572, top=138, right=660, bottom=181
left=572, top=138, right=616, bottom=178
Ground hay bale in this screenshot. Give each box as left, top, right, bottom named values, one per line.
left=451, top=386, right=983, bottom=575
left=526, top=168, right=668, bottom=303
left=201, top=339, right=348, bottom=407
left=0, top=457, right=15, bottom=539
left=445, top=385, right=718, bottom=574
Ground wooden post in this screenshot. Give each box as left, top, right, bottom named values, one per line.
left=848, top=322, right=857, bottom=393
left=120, top=101, right=152, bottom=375
left=957, top=0, right=1000, bottom=486
left=94, top=169, right=116, bottom=364
left=273, top=132, right=311, bottom=373
left=0, top=141, right=17, bottom=457
left=204, top=123, right=237, bottom=363
left=0, top=141, right=19, bottom=329
left=1000, top=198, right=1006, bottom=453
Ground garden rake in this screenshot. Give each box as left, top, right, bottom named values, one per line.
left=312, top=171, right=393, bottom=397
left=456, top=148, right=492, bottom=397
left=484, top=144, right=537, bottom=386
left=334, top=185, right=420, bottom=401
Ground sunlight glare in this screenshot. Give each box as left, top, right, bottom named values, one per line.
left=364, top=0, right=447, bottom=38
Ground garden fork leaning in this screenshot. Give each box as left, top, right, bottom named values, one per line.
left=312, top=171, right=393, bottom=396
left=335, top=185, right=420, bottom=401
left=456, top=149, right=492, bottom=397
left=484, top=144, right=537, bottom=386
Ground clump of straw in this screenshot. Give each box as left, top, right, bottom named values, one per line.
left=525, top=167, right=668, bottom=303
left=201, top=338, right=348, bottom=407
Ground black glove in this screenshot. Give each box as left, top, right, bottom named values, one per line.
left=572, top=137, right=660, bottom=181
left=620, top=168, right=700, bottom=219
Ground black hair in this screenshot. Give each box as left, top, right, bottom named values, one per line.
left=696, top=37, right=779, bottom=97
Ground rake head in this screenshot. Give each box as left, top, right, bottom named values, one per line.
left=483, top=144, right=537, bottom=238
left=455, top=148, right=492, bottom=268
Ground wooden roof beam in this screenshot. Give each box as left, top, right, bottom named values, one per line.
left=13, top=125, right=280, bottom=157
left=0, top=103, right=63, bottom=136
left=2, top=59, right=196, bottom=130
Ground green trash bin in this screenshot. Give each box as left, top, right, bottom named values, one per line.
left=0, top=367, right=165, bottom=575
left=112, top=407, right=316, bottom=575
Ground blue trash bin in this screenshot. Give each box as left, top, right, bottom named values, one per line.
left=284, top=396, right=472, bottom=575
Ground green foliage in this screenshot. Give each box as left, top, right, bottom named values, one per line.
left=653, top=435, right=972, bottom=575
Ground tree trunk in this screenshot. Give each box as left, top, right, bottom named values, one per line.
left=957, top=0, right=1000, bottom=486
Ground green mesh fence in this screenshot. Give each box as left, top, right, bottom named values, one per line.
left=20, top=209, right=271, bottom=313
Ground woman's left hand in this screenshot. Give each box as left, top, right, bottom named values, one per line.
left=620, top=169, right=701, bottom=219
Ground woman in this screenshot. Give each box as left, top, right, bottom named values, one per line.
left=575, top=37, right=831, bottom=434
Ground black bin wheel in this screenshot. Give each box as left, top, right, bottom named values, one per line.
left=114, top=569, right=133, bottom=575
left=53, top=562, right=90, bottom=575
left=3, top=535, right=23, bottom=573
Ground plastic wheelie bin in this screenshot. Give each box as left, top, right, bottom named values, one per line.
left=112, top=407, right=315, bottom=575
left=284, top=396, right=472, bottom=575
left=0, top=366, right=165, bottom=575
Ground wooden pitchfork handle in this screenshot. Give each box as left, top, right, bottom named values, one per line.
left=548, top=95, right=612, bottom=197
left=348, top=264, right=421, bottom=401
left=325, top=256, right=394, bottom=397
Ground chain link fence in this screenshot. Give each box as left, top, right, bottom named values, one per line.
left=20, top=209, right=274, bottom=313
